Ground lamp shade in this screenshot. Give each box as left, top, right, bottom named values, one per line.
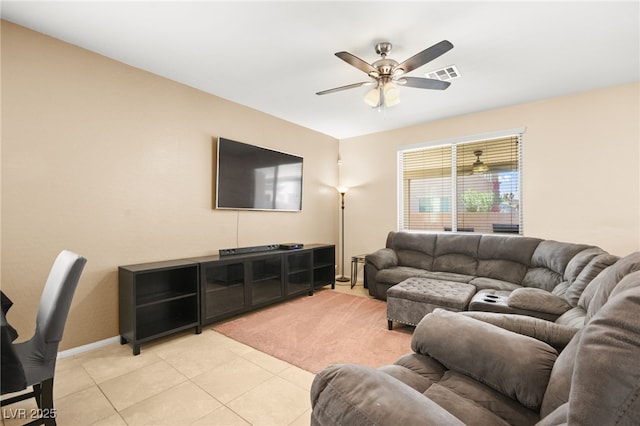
left=363, top=88, right=380, bottom=107
left=337, top=186, right=349, bottom=194
left=383, top=82, right=400, bottom=107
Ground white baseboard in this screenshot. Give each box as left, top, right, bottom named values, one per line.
left=57, top=336, right=121, bottom=359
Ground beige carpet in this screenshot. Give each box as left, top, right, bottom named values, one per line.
left=213, top=289, right=413, bottom=374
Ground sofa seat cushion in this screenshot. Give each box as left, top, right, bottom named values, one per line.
left=554, top=306, right=588, bottom=328
left=376, top=266, right=428, bottom=285
left=420, top=270, right=475, bottom=283
left=311, top=364, right=465, bottom=426
left=378, top=365, right=437, bottom=395
left=380, top=353, right=447, bottom=393
left=412, top=309, right=558, bottom=410
left=469, top=276, right=521, bottom=291
left=425, top=383, right=510, bottom=426
left=375, top=267, right=475, bottom=287
left=424, top=371, right=539, bottom=426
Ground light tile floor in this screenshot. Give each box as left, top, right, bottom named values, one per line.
left=1, top=284, right=370, bottom=426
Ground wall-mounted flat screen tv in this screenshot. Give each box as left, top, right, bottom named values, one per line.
left=215, top=137, right=303, bottom=211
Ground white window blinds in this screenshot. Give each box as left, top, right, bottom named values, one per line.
left=399, top=133, right=522, bottom=234
left=401, top=145, right=452, bottom=232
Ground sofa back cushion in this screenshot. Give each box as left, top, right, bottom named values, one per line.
left=522, top=241, right=593, bottom=291
left=476, top=235, right=541, bottom=284
left=543, top=283, right=640, bottom=423
left=563, top=247, right=606, bottom=284
left=563, top=253, right=619, bottom=307
left=413, top=309, right=557, bottom=411
left=566, top=285, right=640, bottom=424
left=579, top=251, right=640, bottom=321
left=432, top=233, right=481, bottom=276
left=387, top=231, right=437, bottom=270
left=610, top=270, right=640, bottom=298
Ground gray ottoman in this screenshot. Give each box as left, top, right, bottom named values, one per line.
left=387, top=277, right=476, bottom=329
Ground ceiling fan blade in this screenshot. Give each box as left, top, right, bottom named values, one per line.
left=395, top=40, right=454, bottom=74
left=316, top=81, right=373, bottom=96
left=335, top=51, right=377, bottom=75
left=398, top=76, right=451, bottom=90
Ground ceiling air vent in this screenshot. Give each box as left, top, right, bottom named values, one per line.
left=425, top=65, right=461, bottom=81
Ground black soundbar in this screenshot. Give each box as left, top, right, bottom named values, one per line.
left=280, top=243, right=304, bottom=250
left=219, top=244, right=280, bottom=257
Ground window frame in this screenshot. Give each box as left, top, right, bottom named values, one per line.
left=397, top=128, right=525, bottom=234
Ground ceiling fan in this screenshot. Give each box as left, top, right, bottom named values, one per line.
left=316, top=40, right=454, bottom=109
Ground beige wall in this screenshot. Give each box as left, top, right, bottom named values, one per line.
left=339, top=82, right=640, bottom=260
left=1, top=22, right=339, bottom=350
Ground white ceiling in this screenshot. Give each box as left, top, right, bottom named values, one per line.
left=2, top=1, right=639, bottom=139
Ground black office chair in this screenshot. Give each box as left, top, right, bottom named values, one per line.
left=1, top=250, right=86, bottom=426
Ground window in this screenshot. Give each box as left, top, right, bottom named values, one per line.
left=398, top=130, right=522, bottom=234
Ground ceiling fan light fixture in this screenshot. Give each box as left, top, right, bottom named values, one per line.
left=472, top=161, right=489, bottom=174
left=364, top=87, right=380, bottom=107
left=364, top=82, right=400, bottom=109
left=471, top=150, right=489, bottom=174
left=383, top=82, right=400, bottom=107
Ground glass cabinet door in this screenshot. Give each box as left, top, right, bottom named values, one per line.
left=286, top=251, right=312, bottom=296
left=202, top=261, right=246, bottom=322
left=250, top=256, right=283, bottom=306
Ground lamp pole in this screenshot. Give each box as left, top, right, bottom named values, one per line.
left=336, top=187, right=349, bottom=282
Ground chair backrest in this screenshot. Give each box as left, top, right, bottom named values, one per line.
left=36, top=250, right=87, bottom=344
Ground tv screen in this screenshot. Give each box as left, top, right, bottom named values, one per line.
left=215, top=137, right=303, bottom=211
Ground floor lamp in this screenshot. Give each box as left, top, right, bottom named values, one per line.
left=336, top=187, right=350, bottom=282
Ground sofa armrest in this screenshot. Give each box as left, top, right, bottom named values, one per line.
left=311, top=363, right=464, bottom=426
left=365, top=248, right=398, bottom=270
left=508, top=287, right=572, bottom=315
left=460, top=311, right=578, bottom=351
left=412, top=309, right=558, bottom=411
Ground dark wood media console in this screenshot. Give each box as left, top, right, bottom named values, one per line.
left=119, top=244, right=335, bottom=354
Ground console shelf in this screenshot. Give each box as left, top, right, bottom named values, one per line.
left=313, top=246, right=337, bottom=288
left=119, top=244, right=335, bottom=354
left=119, top=259, right=201, bottom=355
left=136, top=290, right=197, bottom=307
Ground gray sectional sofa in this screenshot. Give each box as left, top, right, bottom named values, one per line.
left=311, top=232, right=640, bottom=426
left=365, top=231, right=619, bottom=324
left=310, top=232, right=640, bottom=425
